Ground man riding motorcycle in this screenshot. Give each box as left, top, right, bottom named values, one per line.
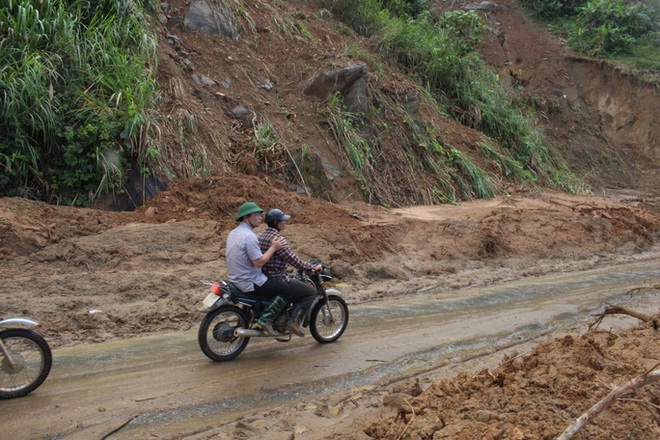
left=225, top=202, right=291, bottom=335
left=258, top=208, right=322, bottom=337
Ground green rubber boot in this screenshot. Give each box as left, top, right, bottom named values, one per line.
left=254, top=296, right=289, bottom=335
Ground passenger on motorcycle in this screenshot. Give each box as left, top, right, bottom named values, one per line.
left=258, top=208, right=322, bottom=337
left=225, top=202, right=292, bottom=335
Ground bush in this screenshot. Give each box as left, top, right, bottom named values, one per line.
left=570, top=0, right=658, bottom=55
left=519, top=0, right=589, bottom=19
left=521, top=0, right=659, bottom=57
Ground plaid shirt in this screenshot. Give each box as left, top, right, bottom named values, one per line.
left=258, top=227, right=315, bottom=282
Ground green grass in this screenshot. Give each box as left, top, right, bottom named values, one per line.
left=323, top=0, right=570, bottom=191
left=0, top=0, right=159, bottom=205
left=528, top=0, right=659, bottom=73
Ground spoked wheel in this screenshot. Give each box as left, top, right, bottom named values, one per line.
left=310, top=295, right=349, bottom=344
left=0, top=329, right=52, bottom=399
left=198, top=306, right=250, bottom=361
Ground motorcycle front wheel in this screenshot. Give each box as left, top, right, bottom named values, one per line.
left=198, top=305, right=250, bottom=361
left=310, top=294, right=349, bottom=344
left=0, top=329, right=53, bottom=399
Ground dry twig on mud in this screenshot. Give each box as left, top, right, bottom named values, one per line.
left=625, top=284, right=660, bottom=295
left=589, top=303, right=655, bottom=330
left=395, top=398, right=415, bottom=440
left=589, top=283, right=660, bottom=330
left=381, top=393, right=416, bottom=439
left=556, top=365, right=660, bottom=440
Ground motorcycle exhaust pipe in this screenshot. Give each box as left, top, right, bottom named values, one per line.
left=234, top=328, right=291, bottom=339
left=234, top=328, right=269, bottom=337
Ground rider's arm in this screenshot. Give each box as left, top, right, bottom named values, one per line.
left=278, top=241, right=316, bottom=272
left=251, top=236, right=286, bottom=267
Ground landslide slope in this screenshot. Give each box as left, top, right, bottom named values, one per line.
left=147, top=0, right=659, bottom=211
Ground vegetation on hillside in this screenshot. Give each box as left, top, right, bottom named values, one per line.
left=0, top=0, right=159, bottom=205
left=10, top=0, right=653, bottom=206
left=322, top=0, right=583, bottom=199
left=521, top=0, right=660, bottom=72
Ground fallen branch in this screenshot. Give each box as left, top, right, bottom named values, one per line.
left=625, top=284, right=660, bottom=296
left=589, top=304, right=654, bottom=330
left=556, top=365, right=660, bottom=440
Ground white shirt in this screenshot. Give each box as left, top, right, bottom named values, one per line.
left=225, top=222, right=267, bottom=292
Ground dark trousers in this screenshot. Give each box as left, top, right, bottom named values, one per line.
left=289, top=279, right=317, bottom=311
left=253, top=278, right=292, bottom=301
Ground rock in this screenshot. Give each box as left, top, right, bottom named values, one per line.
left=192, top=74, right=216, bottom=86
left=343, top=76, right=369, bottom=115
left=185, top=0, right=238, bottom=39
left=304, top=64, right=368, bottom=100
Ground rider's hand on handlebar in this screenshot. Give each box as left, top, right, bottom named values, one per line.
left=313, top=264, right=323, bottom=273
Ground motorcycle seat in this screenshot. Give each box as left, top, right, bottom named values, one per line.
left=224, top=281, right=272, bottom=304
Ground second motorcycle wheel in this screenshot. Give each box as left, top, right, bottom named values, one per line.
left=0, top=329, right=53, bottom=399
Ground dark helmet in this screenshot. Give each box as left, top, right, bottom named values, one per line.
left=265, top=208, right=291, bottom=228
left=235, top=202, right=263, bottom=221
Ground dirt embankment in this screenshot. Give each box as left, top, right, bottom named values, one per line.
left=150, top=0, right=659, bottom=211
left=1, top=177, right=659, bottom=439
left=1, top=174, right=658, bottom=347
left=360, top=314, right=660, bottom=440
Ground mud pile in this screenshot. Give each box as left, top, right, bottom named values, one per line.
left=363, top=318, right=660, bottom=439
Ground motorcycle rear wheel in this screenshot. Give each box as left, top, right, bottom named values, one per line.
left=310, top=294, right=349, bottom=343
left=0, top=329, right=52, bottom=399
left=198, top=305, right=250, bottom=361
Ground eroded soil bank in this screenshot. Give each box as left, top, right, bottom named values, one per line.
left=1, top=176, right=659, bottom=439
left=1, top=177, right=658, bottom=347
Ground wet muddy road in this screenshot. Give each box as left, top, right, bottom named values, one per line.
left=2, top=258, right=659, bottom=439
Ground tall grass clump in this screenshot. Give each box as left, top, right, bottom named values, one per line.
left=0, top=0, right=159, bottom=205
left=448, top=149, right=497, bottom=199
left=321, top=94, right=374, bottom=192
left=323, top=0, right=565, bottom=187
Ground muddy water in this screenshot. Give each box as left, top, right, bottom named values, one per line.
left=1, top=258, right=658, bottom=439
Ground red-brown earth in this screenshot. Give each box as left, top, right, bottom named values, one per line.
left=1, top=0, right=659, bottom=438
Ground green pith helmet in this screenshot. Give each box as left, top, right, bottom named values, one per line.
left=235, top=202, right=264, bottom=221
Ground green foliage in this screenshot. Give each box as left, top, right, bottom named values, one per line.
left=323, top=94, right=372, bottom=180
left=375, top=10, right=555, bottom=177
left=614, top=30, right=660, bottom=72
left=551, top=164, right=588, bottom=194
left=479, top=142, right=536, bottom=185
left=378, top=0, right=430, bottom=18
left=436, top=10, right=488, bottom=52
left=0, top=0, right=159, bottom=205
left=254, top=120, right=290, bottom=174
left=523, top=0, right=659, bottom=59
left=321, top=0, right=388, bottom=36
left=448, top=149, right=497, bottom=199
left=571, top=0, right=657, bottom=55
left=520, top=0, right=589, bottom=18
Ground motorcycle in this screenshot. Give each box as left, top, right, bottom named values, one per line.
left=0, top=318, right=53, bottom=399
left=198, top=263, right=349, bottom=361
